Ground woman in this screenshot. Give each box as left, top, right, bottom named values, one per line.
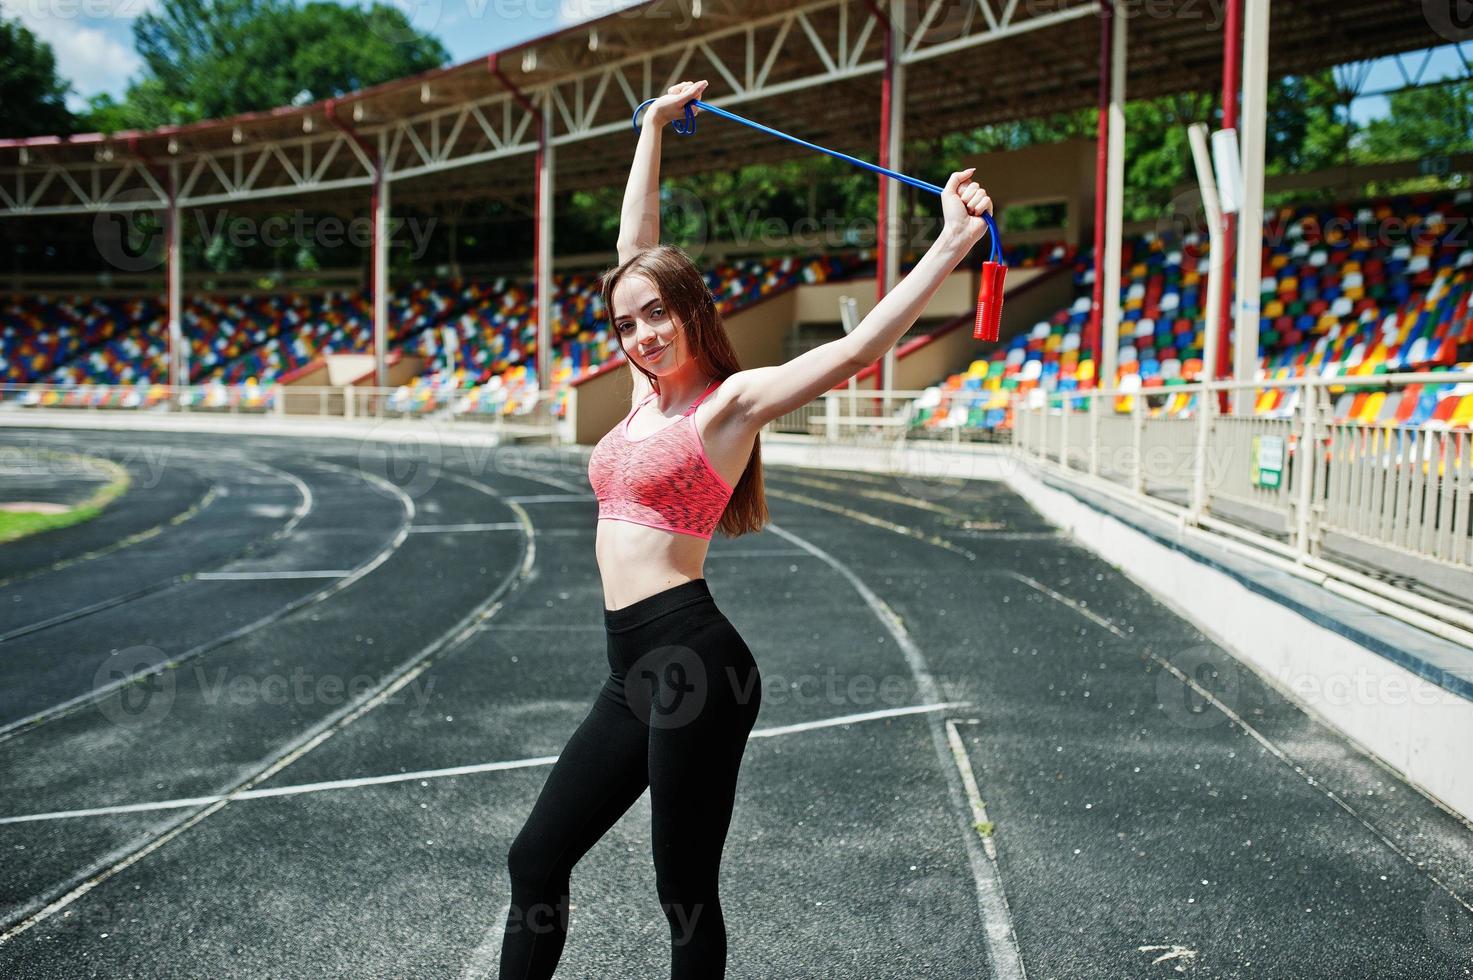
left=498, top=79, right=994, bottom=979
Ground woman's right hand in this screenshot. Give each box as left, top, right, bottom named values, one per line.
left=646, top=80, right=709, bottom=128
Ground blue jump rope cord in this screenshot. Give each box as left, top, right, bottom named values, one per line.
left=634, top=98, right=999, bottom=264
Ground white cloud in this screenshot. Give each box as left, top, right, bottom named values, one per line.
left=1, top=0, right=147, bottom=112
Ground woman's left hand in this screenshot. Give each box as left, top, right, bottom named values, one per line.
left=941, top=167, right=994, bottom=249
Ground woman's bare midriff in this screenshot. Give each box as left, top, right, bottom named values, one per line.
left=596, top=519, right=711, bottom=610
left=597, top=399, right=754, bottom=611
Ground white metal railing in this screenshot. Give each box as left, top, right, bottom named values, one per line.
left=1013, top=369, right=1473, bottom=640
left=765, top=387, right=1006, bottom=444
left=768, top=388, right=921, bottom=439
left=0, top=382, right=568, bottom=440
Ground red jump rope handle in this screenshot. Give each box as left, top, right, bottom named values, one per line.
left=973, top=259, right=1007, bottom=342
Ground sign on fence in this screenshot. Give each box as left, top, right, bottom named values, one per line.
left=1252, top=434, right=1284, bottom=489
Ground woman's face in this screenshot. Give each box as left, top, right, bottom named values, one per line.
left=611, top=275, right=686, bottom=376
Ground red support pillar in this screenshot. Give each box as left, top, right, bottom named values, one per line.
left=1087, top=0, right=1113, bottom=376
left=1218, top=0, right=1242, bottom=411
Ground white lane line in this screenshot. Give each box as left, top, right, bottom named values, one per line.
left=0, top=702, right=968, bottom=826
left=505, top=494, right=589, bottom=503
left=945, top=719, right=999, bottom=861
left=762, top=520, right=1027, bottom=980
left=195, top=570, right=352, bottom=580
left=706, top=549, right=810, bottom=558
left=0, top=462, right=518, bottom=943
left=750, top=701, right=969, bottom=738
left=1004, top=571, right=1128, bottom=638
left=477, top=624, right=606, bottom=631
left=409, top=522, right=523, bottom=533
left=0, top=462, right=415, bottom=743
left=1020, top=576, right=1473, bottom=922
left=763, top=487, right=979, bottom=562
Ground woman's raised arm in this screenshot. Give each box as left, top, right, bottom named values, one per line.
left=617, top=80, right=708, bottom=264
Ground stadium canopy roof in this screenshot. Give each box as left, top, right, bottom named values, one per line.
left=0, top=0, right=1449, bottom=219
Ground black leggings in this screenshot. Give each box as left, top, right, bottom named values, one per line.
left=500, top=578, right=763, bottom=979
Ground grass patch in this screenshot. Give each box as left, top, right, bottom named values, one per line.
left=0, top=451, right=131, bottom=544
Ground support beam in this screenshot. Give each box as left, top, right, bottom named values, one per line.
left=374, top=129, right=390, bottom=390
left=1100, top=1, right=1127, bottom=391
left=1217, top=0, right=1241, bottom=412
left=491, top=52, right=553, bottom=393
left=537, top=93, right=554, bottom=393
left=1234, top=0, right=1270, bottom=413
left=168, top=162, right=184, bottom=390
left=1086, top=0, right=1112, bottom=375
left=880, top=0, right=905, bottom=400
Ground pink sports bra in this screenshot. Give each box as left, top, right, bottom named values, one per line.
left=587, top=378, right=735, bottom=540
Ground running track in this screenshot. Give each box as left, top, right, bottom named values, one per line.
left=0, top=425, right=1470, bottom=978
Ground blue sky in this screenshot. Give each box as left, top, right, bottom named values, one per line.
left=0, top=0, right=1463, bottom=125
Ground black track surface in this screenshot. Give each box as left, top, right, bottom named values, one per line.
left=0, top=426, right=1469, bottom=979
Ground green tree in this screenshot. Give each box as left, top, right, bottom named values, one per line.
left=87, top=0, right=449, bottom=130
left=0, top=14, right=76, bottom=137
left=1356, top=79, right=1473, bottom=162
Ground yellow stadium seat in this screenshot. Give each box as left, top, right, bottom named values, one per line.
left=1357, top=392, right=1385, bottom=423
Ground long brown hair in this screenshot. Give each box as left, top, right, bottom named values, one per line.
left=599, top=244, right=768, bottom=538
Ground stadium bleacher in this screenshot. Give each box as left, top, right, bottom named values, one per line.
left=909, top=188, right=1473, bottom=436
left=9, top=191, right=1472, bottom=436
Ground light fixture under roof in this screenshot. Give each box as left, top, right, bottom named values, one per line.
left=18, top=147, right=28, bottom=165
left=522, top=49, right=537, bottom=73
left=589, top=29, right=598, bottom=52
left=353, top=103, right=365, bottom=122
left=421, top=82, right=432, bottom=103
left=232, top=126, right=243, bottom=144
left=303, top=115, right=314, bottom=133
left=167, top=138, right=178, bottom=154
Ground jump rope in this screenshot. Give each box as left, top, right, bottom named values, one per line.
left=634, top=97, right=1007, bottom=341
